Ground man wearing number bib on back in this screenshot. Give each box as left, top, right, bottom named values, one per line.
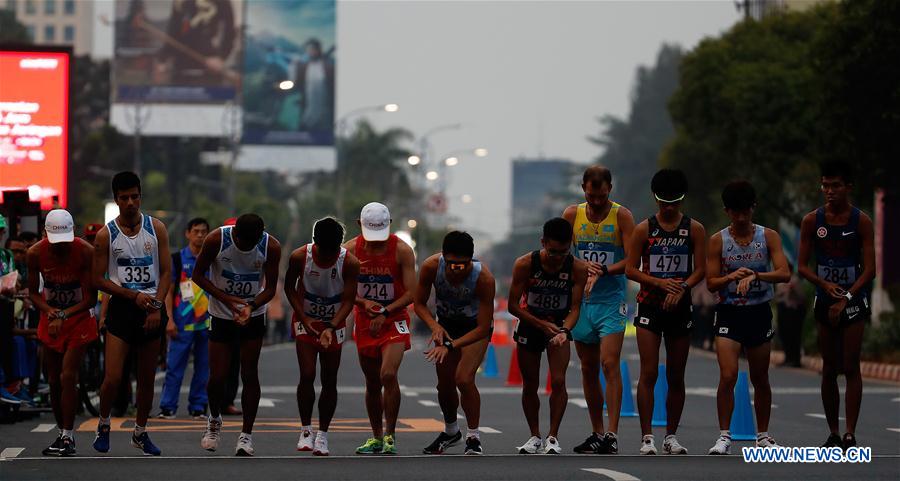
left=705, top=181, right=790, bottom=455
left=92, top=172, right=172, bottom=456
left=625, top=169, right=706, bottom=455
left=797, top=161, right=875, bottom=451
left=417, top=231, right=496, bottom=456
left=284, top=218, right=360, bottom=456
left=562, top=165, right=635, bottom=455
left=345, top=202, right=417, bottom=455
left=508, top=218, right=588, bottom=455
left=28, top=210, right=97, bottom=457
left=192, top=214, right=282, bottom=456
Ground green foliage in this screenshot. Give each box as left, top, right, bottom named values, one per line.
left=591, top=44, right=683, bottom=220
left=0, top=10, right=30, bottom=44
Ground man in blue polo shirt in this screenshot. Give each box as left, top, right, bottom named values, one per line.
left=158, top=218, right=211, bottom=419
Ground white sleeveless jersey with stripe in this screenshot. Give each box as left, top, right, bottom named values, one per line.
left=107, top=214, right=160, bottom=296
left=208, top=226, right=269, bottom=319
left=302, top=244, right=346, bottom=322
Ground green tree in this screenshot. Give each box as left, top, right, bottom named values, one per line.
left=0, top=10, right=30, bottom=44
left=590, top=44, right=683, bottom=220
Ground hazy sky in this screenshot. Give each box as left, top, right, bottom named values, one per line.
left=336, top=0, right=738, bottom=242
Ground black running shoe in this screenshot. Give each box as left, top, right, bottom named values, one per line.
left=822, top=433, right=842, bottom=448
left=156, top=409, right=176, bottom=420
left=573, top=433, right=605, bottom=454
left=842, top=433, right=857, bottom=452
left=42, top=435, right=63, bottom=456
left=58, top=437, right=76, bottom=457
left=603, top=433, right=619, bottom=454
left=423, top=431, right=462, bottom=455
left=464, top=436, right=483, bottom=455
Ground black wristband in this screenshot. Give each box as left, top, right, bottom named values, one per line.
left=442, top=340, right=454, bottom=351
left=600, top=264, right=609, bottom=276
left=559, top=326, right=573, bottom=341
left=248, top=299, right=258, bottom=310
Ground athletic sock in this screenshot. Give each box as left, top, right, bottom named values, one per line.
left=721, top=430, right=732, bottom=438
left=444, top=421, right=459, bottom=436
left=606, top=432, right=617, bottom=439
left=757, top=431, right=768, bottom=440
left=62, top=429, right=74, bottom=440
left=133, top=425, right=146, bottom=436
left=317, top=431, right=328, bottom=440
left=99, top=416, right=111, bottom=427
left=642, top=434, right=654, bottom=442
left=466, top=428, right=480, bottom=440
left=301, top=425, right=312, bottom=434
left=57, top=426, right=63, bottom=437
left=240, top=432, right=252, bottom=440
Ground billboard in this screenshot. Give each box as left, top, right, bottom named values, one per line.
left=0, top=48, right=71, bottom=209
left=113, top=0, right=242, bottom=103
left=242, top=0, right=336, bottom=145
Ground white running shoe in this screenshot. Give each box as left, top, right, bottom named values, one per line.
left=296, top=429, right=315, bottom=452
left=235, top=434, right=254, bottom=456
left=516, top=435, right=542, bottom=454
left=708, top=435, right=732, bottom=455
left=200, top=416, right=222, bottom=452
left=543, top=436, right=562, bottom=455
left=663, top=435, right=688, bottom=455
left=313, top=431, right=329, bottom=456
left=640, top=435, right=658, bottom=455
left=756, top=435, right=779, bottom=448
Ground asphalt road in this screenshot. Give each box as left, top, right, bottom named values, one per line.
left=2, top=335, right=898, bottom=481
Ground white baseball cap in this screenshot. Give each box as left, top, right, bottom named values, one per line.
left=45, top=209, right=75, bottom=243
left=360, top=202, right=391, bottom=241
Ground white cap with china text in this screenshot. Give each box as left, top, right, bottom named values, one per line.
left=45, top=209, right=75, bottom=243
left=360, top=202, right=391, bottom=241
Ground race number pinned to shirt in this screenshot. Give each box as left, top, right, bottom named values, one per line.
left=394, top=320, right=409, bottom=334
left=179, top=280, right=196, bottom=302
left=578, top=249, right=614, bottom=266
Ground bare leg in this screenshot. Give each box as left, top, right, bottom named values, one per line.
left=746, top=341, right=772, bottom=433
left=663, top=334, right=691, bottom=436
left=714, top=337, right=741, bottom=430
left=575, top=341, right=605, bottom=434
left=546, top=340, right=571, bottom=438
left=238, top=338, right=264, bottom=434
left=635, top=328, right=661, bottom=436
left=600, top=332, right=625, bottom=433
left=517, top=345, right=542, bottom=437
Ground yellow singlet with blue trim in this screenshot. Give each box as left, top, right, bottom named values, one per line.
left=573, top=202, right=626, bottom=304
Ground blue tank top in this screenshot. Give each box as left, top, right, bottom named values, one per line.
left=814, top=207, right=865, bottom=297
left=434, top=256, right=482, bottom=322
left=719, top=225, right=774, bottom=306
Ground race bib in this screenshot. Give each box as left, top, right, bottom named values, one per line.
left=649, top=254, right=689, bottom=274
left=303, top=298, right=338, bottom=320
left=294, top=320, right=307, bottom=337
left=44, top=282, right=82, bottom=309
left=222, top=270, right=259, bottom=299
left=817, top=265, right=856, bottom=286
left=727, top=277, right=766, bottom=294
left=117, top=256, right=156, bottom=290
left=394, top=320, right=409, bottom=334
left=526, top=291, right=568, bottom=311
left=359, top=280, right=394, bottom=302
left=578, top=249, right=613, bottom=266
left=179, top=280, right=195, bottom=302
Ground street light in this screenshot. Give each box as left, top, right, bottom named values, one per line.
left=474, top=148, right=488, bottom=157
left=461, top=194, right=473, bottom=203
left=384, top=103, right=400, bottom=112
left=444, top=156, right=459, bottom=167
left=407, top=155, right=421, bottom=166
left=426, top=171, right=439, bottom=181
left=407, top=219, right=418, bottom=229
left=278, top=80, right=294, bottom=90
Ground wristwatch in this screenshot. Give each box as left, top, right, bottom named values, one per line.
left=55, top=310, right=68, bottom=321
left=248, top=299, right=258, bottom=310
left=680, top=281, right=690, bottom=290
left=559, top=327, right=573, bottom=341
left=442, top=340, right=454, bottom=351
left=842, top=291, right=853, bottom=302
left=600, top=264, right=609, bottom=276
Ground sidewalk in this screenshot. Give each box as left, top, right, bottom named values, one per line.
left=769, top=350, right=900, bottom=383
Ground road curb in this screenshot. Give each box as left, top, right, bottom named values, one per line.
left=768, top=351, right=900, bottom=383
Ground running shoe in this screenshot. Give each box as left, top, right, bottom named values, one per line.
left=464, top=436, right=483, bottom=455
left=573, top=432, right=605, bottom=454
left=708, top=435, right=732, bottom=455
left=235, top=434, right=254, bottom=456
left=58, top=437, right=76, bottom=457
left=356, top=437, right=383, bottom=455
left=313, top=432, right=329, bottom=456
left=156, top=409, right=176, bottom=420
left=92, top=424, right=110, bottom=453
left=132, top=432, right=162, bottom=456
left=516, top=435, right=542, bottom=454
left=296, top=429, right=315, bottom=452
left=756, top=435, right=779, bottom=448
left=603, top=433, right=619, bottom=454
left=42, top=435, right=63, bottom=456
left=381, top=434, right=397, bottom=455
left=543, top=436, right=562, bottom=455
left=663, top=435, right=687, bottom=455
left=822, top=433, right=842, bottom=448
left=423, top=431, right=461, bottom=455
left=0, top=388, right=22, bottom=405
left=201, top=416, right=222, bottom=451
left=842, top=433, right=857, bottom=452
left=190, top=408, right=207, bottom=420
left=639, top=435, right=657, bottom=455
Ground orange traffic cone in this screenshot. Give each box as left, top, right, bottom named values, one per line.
left=491, top=318, right=512, bottom=346
left=506, top=348, right=522, bottom=386
left=544, top=369, right=552, bottom=395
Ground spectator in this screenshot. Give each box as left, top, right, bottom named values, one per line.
left=776, top=262, right=807, bottom=367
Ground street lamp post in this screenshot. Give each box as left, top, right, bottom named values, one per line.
left=334, top=103, right=400, bottom=220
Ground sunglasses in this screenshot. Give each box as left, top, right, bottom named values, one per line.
left=446, top=260, right=470, bottom=271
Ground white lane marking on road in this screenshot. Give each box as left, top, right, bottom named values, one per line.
left=257, top=397, right=280, bottom=408
left=569, top=398, right=588, bottom=408
left=480, top=427, right=501, bottom=434
left=418, top=400, right=439, bottom=407
left=892, top=397, right=900, bottom=402
left=399, top=385, right=419, bottom=397
left=806, top=413, right=845, bottom=421
left=582, top=468, right=640, bottom=481
left=0, top=448, right=25, bottom=459
left=32, top=423, right=57, bottom=433
left=887, top=428, right=900, bottom=433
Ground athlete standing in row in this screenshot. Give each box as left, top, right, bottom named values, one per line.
left=417, top=231, right=496, bottom=455
left=346, top=203, right=417, bottom=455
left=29, top=210, right=97, bottom=456
left=706, top=181, right=790, bottom=455
left=284, top=218, right=359, bottom=456
left=509, top=218, right=588, bottom=454
left=92, top=172, right=172, bottom=456
left=625, top=168, right=706, bottom=455
left=563, top=166, right=635, bottom=455
left=193, top=214, right=282, bottom=456
left=797, top=161, right=875, bottom=450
